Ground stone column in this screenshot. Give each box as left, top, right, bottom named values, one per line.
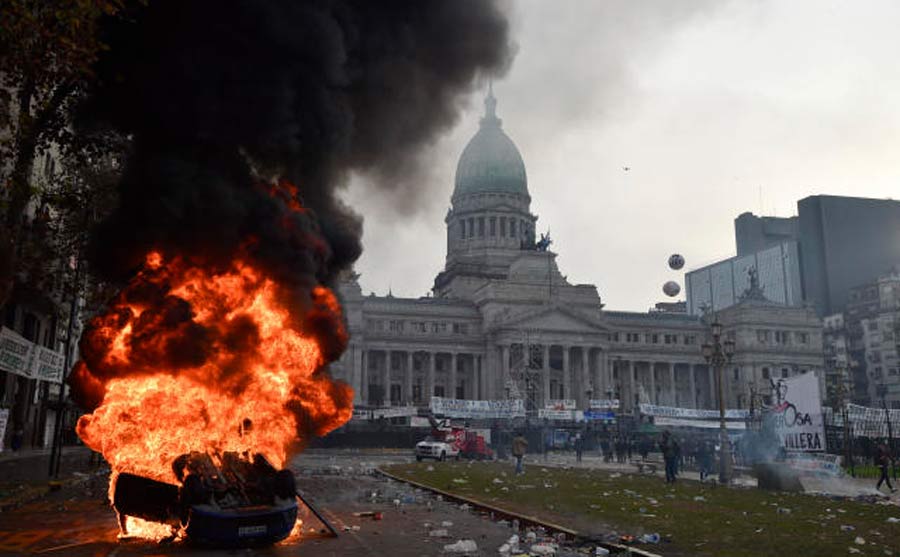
left=501, top=345, right=510, bottom=399
left=581, top=348, right=591, bottom=407
left=479, top=354, right=485, bottom=399
left=406, top=352, right=414, bottom=404
left=352, top=345, right=363, bottom=405
left=668, top=362, right=676, bottom=406
left=628, top=360, right=636, bottom=411
left=427, top=352, right=436, bottom=403
left=360, top=349, right=368, bottom=404
left=689, top=364, right=697, bottom=409
left=649, top=362, right=657, bottom=404
left=596, top=349, right=606, bottom=401
left=542, top=344, right=550, bottom=405
left=562, top=346, right=571, bottom=400
left=450, top=353, right=458, bottom=399
left=382, top=350, right=390, bottom=405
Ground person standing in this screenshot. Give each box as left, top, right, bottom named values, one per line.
left=574, top=433, right=584, bottom=464
left=673, top=436, right=682, bottom=478
left=698, top=440, right=713, bottom=481
left=875, top=441, right=896, bottom=493
left=512, top=432, right=529, bottom=475
left=659, top=430, right=678, bottom=483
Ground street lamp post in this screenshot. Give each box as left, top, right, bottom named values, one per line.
left=702, top=320, right=735, bottom=485
left=876, top=383, right=896, bottom=479
left=833, top=373, right=855, bottom=477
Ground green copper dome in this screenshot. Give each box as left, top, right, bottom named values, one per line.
left=453, top=91, right=528, bottom=199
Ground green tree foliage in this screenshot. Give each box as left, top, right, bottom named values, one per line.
left=0, top=0, right=125, bottom=306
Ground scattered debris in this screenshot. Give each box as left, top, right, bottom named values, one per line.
left=840, top=525, right=856, bottom=532
left=854, top=537, right=866, bottom=545
left=530, top=542, right=558, bottom=556
left=639, top=533, right=661, bottom=544
left=444, top=539, right=478, bottom=553
left=777, top=507, right=792, bottom=514
left=693, top=496, right=706, bottom=502
left=429, top=529, right=449, bottom=537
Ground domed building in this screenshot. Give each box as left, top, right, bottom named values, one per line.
left=333, top=91, right=824, bottom=424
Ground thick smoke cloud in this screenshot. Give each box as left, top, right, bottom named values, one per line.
left=81, top=0, right=514, bottom=290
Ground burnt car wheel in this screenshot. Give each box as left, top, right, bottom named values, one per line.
left=179, top=474, right=210, bottom=523
left=273, top=469, right=297, bottom=500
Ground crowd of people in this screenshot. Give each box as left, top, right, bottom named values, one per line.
left=507, top=428, right=725, bottom=481
left=506, top=428, right=898, bottom=496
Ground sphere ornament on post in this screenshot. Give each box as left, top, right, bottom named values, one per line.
left=701, top=319, right=735, bottom=484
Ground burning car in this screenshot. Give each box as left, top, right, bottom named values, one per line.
left=113, top=451, right=299, bottom=546
left=69, top=252, right=353, bottom=546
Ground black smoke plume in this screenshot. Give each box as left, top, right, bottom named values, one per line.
left=81, top=0, right=513, bottom=288
left=69, top=0, right=513, bottom=409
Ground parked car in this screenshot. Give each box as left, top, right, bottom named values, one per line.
left=415, top=434, right=460, bottom=461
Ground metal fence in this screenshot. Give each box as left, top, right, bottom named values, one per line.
left=823, top=403, right=898, bottom=477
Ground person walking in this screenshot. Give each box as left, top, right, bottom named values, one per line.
left=659, top=430, right=678, bottom=483
left=574, top=433, right=584, bottom=464
left=875, top=441, right=896, bottom=493
left=512, top=432, right=529, bottom=476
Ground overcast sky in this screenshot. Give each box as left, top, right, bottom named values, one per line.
left=341, top=0, right=900, bottom=311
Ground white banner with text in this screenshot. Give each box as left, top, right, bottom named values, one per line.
left=0, top=327, right=64, bottom=383
left=430, top=397, right=525, bottom=419
left=770, top=373, right=825, bottom=452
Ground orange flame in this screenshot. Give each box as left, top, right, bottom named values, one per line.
left=73, top=250, right=353, bottom=509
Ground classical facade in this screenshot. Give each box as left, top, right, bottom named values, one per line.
left=332, top=92, right=825, bottom=415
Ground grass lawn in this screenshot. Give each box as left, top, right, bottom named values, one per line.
left=383, top=461, right=900, bottom=557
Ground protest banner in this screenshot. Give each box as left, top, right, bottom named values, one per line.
left=783, top=452, right=843, bottom=477
left=0, top=327, right=36, bottom=379
left=545, top=399, right=576, bottom=410
left=33, top=346, right=65, bottom=383
left=410, top=416, right=432, bottom=428
left=770, top=372, right=825, bottom=452
left=639, top=403, right=749, bottom=420
left=583, top=409, right=616, bottom=422
left=537, top=409, right=584, bottom=421
left=430, top=397, right=525, bottom=419
left=589, top=399, right=620, bottom=410
left=372, top=406, right=419, bottom=419
left=0, top=327, right=65, bottom=383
